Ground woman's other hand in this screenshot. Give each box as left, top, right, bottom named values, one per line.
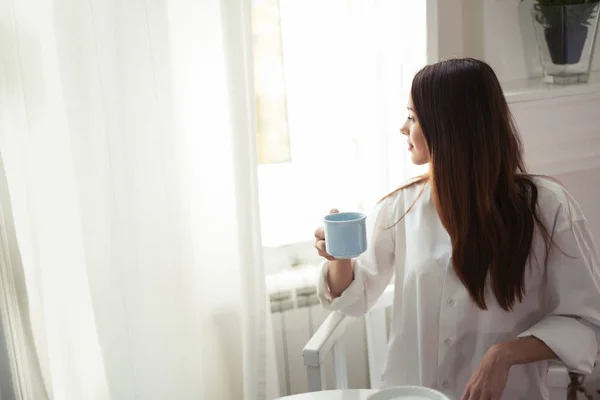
left=461, top=345, right=510, bottom=400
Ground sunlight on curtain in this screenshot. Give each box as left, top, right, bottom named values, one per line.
left=252, top=0, right=292, bottom=164
left=0, top=0, right=276, bottom=399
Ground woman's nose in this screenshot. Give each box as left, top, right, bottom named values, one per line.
left=399, top=123, right=409, bottom=136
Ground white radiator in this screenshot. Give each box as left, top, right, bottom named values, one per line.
left=267, top=267, right=370, bottom=396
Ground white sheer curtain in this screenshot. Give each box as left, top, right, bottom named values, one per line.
left=0, top=0, right=277, bottom=399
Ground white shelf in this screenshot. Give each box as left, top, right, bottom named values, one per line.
left=503, top=70, right=600, bottom=104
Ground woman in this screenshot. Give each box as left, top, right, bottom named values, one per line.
left=313, top=58, right=600, bottom=400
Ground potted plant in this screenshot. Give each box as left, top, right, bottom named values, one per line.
left=526, top=0, right=600, bottom=84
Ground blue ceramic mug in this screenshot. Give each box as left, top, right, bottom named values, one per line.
left=323, top=212, right=367, bottom=259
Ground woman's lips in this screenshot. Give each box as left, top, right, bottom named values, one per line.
left=408, top=144, right=414, bottom=151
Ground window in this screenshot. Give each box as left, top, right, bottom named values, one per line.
left=252, top=0, right=429, bottom=249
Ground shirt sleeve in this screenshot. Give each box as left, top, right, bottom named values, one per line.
left=316, top=194, right=400, bottom=317
left=517, top=203, right=600, bottom=374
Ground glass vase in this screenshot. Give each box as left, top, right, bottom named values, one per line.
left=531, top=2, right=600, bottom=84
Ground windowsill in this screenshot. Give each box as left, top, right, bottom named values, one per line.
left=263, top=240, right=323, bottom=275
left=503, top=70, right=600, bottom=104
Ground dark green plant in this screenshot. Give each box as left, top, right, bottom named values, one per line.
left=527, top=0, right=600, bottom=28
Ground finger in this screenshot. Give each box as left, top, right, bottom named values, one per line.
left=461, top=388, right=477, bottom=400
left=469, top=390, right=482, bottom=400
left=314, top=226, right=325, bottom=239
left=329, top=208, right=339, bottom=214
left=315, top=239, right=326, bottom=252
left=314, top=239, right=329, bottom=256
left=314, top=240, right=336, bottom=260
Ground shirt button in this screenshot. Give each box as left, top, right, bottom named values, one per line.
left=442, top=380, right=450, bottom=388
left=447, top=297, right=455, bottom=306
left=444, top=338, right=452, bottom=345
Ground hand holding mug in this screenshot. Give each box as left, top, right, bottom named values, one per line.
left=314, top=209, right=339, bottom=261
left=314, top=209, right=368, bottom=260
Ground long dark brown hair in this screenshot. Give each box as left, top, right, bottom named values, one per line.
left=389, top=58, right=553, bottom=311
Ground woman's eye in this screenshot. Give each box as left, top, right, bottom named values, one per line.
left=407, top=115, right=414, bottom=121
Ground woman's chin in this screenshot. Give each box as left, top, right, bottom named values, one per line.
left=410, top=153, right=428, bottom=166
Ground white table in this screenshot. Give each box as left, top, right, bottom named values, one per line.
left=275, top=390, right=379, bottom=400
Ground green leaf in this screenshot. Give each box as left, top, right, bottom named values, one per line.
left=532, top=1, right=600, bottom=27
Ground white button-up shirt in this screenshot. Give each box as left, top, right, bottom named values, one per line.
left=317, top=178, right=600, bottom=400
